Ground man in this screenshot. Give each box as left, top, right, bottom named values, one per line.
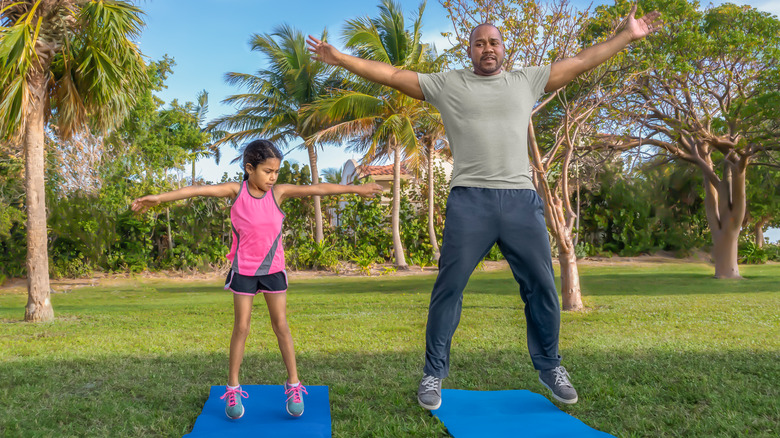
left=308, top=4, right=661, bottom=409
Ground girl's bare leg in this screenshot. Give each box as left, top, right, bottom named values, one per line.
left=228, top=294, right=254, bottom=387
left=263, top=292, right=298, bottom=383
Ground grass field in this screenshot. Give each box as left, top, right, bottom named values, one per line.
left=1, top=262, right=778, bottom=437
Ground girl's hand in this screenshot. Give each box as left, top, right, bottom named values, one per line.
left=357, top=183, right=383, bottom=198
left=306, top=35, right=342, bottom=66
left=131, top=195, right=161, bottom=214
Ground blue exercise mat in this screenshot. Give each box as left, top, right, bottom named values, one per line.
left=184, top=385, right=331, bottom=438
left=432, top=389, right=614, bottom=438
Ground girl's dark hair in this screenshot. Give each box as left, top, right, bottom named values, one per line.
left=242, top=139, right=283, bottom=180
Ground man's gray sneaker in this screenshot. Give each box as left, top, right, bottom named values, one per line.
left=539, top=366, right=578, bottom=404
left=417, top=374, right=442, bottom=410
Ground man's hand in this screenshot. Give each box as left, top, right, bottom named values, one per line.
left=306, top=34, right=425, bottom=100
left=620, top=3, right=663, bottom=42
left=357, top=183, right=384, bottom=198
left=307, top=35, right=342, bottom=66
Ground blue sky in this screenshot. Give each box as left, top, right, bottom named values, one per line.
left=136, top=0, right=780, bottom=241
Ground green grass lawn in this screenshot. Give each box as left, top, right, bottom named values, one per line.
left=1, top=262, right=778, bottom=437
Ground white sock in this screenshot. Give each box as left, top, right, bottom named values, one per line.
left=228, top=384, right=240, bottom=390
left=288, top=381, right=300, bottom=387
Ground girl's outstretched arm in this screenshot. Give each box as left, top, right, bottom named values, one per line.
left=276, top=182, right=383, bottom=204
left=131, top=182, right=241, bottom=214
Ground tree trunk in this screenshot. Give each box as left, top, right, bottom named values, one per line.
left=558, top=241, right=583, bottom=311
left=24, top=70, right=54, bottom=322
left=712, top=227, right=740, bottom=278
left=307, top=144, right=323, bottom=244
left=427, top=143, right=440, bottom=262
left=391, top=143, right=407, bottom=268
left=527, top=123, right=583, bottom=311
left=166, top=206, right=174, bottom=250
left=702, top=163, right=744, bottom=279
left=754, top=218, right=768, bottom=248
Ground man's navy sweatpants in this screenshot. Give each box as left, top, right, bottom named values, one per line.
left=423, top=187, right=562, bottom=378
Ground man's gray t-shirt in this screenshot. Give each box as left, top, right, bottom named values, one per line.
left=418, top=66, right=551, bottom=190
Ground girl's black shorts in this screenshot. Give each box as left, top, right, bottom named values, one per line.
left=224, top=270, right=287, bottom=295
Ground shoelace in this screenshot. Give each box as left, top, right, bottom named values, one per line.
left=552, top=367, right=573, bottom=388
left=285, top=384, right=308, bottom=403
left=220, top=386, right=249, bottom=407
left=421, top=376, right=440, bottom=392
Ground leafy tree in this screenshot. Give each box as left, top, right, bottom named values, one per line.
left=0, top=145, right=25, bottom=279
left=0, top=0, right=147, bottom=321
left=591, top=0, right=780, bottom=278
left=744, top=156, right=780, bottom=247
left=576, top=156, right=709, bottom=256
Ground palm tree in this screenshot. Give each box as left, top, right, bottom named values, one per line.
left=321, top=167, right=343, bottom=184
left=309, top=0, right=443, bottom=268
left=0, top=0, right=146, bottom=322
left=188, top=90, right=221, bottom=184
left=416, top=114, right=448, bottom=262
left=208, top=24, right=334, bottom=243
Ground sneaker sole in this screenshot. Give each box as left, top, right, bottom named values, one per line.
left=417, top=395, right=442, bottom=410
left=538, top=377, right=578, bottom=404
left=225, top=405, right=245, bottom=420
left=286, top=406, right=304, bottom=417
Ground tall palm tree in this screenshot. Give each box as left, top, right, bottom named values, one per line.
left=0, top=0, right=146, bottom=322
left=416, top=113, right=448, bottom=262
left=208, top=24, right=334, bottom=243
left=307, top=0, right=436, bottom=268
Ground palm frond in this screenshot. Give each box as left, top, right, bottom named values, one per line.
left=376, top=0, right=408, bottom=64
left=0, top=2, right=41, bottom=139
left=0, top=74, right=28, bottom=139
left=51, top=66, right=87, bottom=139
left=343, top=16, right=391, bottom=65
left=61, top=0, right=147, bottom=137
left=324, top=91, right=384, bottom=121
left=194, top=89, right=208, bottom=126
left=309, top=117, right=378, bottom=145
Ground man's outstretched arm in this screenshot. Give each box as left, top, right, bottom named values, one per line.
left=545, top=3, right=662, bottom=92
left=307, top=35, right=425, bottom=100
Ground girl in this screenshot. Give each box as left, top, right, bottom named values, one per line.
left=131, top=139, right=382, bottom=419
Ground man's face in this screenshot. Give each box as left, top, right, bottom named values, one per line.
left=467, top=24, right=505, bottom=76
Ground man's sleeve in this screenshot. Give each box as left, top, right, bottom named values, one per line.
left=525, top=64, right=552, bottom=99
left=417, top=71, right=449, bottom=106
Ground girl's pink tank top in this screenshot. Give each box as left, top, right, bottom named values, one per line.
left=225, top=182, right=286, bottom=276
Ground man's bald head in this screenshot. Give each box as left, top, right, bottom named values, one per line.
left=469, top=23, right=503, bottom=46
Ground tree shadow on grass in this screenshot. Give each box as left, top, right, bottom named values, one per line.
left=576, top=271, right=780, bottom=296
left=454, top=270, right=780, bottom=297
left=1, top=349, right=776, bottom=438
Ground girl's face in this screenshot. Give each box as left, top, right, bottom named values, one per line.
left=245, top=158, right=281, bottom=192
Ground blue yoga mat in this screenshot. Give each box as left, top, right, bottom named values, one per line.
left=184, top=385, right=331, bottom=438
left=432, top=389, right=614, bottom=438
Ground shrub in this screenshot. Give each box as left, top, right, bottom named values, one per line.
left=739, top=237, right=768, bottom=264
